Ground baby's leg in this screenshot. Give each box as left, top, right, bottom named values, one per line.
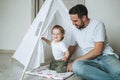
left=56, top=61, right=68, bottom=73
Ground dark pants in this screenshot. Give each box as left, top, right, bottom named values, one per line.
left=50, top=60, right=68, bottom=73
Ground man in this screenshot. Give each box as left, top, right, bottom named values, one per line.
left=67, top=4, right=120, bottom=80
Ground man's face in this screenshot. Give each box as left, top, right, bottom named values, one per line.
left=70, top=14, right=84, bottom=29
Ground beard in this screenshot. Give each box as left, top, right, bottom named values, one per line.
left=76, top=20, right=85, bottom=29
left=80, top=20, right=85, bottom=29
left=78, top=24, right=84, bottom=29
left=75, top=23, right=84, bottom=29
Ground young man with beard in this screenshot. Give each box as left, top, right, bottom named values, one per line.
left=67, top=4, right=120, bottom=80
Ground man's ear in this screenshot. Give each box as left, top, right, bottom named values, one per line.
left=82, top=15, right=86, bottom=22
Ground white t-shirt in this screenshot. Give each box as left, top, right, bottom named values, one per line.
left=70, top=19, right=115, bottom=56
left=51, top=40, right=68, bottom=60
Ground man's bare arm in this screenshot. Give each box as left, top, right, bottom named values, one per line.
left=67, top=42, right=104, bottom=72
left=75, top=42, right=104, bottom=61
left=68, top=45, right=77, bottom=59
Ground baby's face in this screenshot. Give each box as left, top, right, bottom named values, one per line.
left=51, top=28, right=64, bottom=42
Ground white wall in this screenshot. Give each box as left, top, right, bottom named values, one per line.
left=0, top=0, right=84, bottom=51
left=85, top=0, right=120, bottom=54
left=0, top=0, right=32, bottom=50
left=0, top=0, right=120, bottom=55
left=63, top=0, right=85, bottom=9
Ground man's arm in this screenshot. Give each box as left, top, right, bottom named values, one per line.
left=68, top=45, right=77, bottom=59
left=67, top=45, right=76, bottom=72
left=67, top=42, right=104, bottom=72
left=75, top=42, right=104, bottom=61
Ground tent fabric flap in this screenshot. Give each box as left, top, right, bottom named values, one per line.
left=12, top=0, right=80, bottom=72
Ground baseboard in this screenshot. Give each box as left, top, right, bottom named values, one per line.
left=0, top=49, right=15, bottom=54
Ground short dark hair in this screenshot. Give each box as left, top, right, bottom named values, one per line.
left=69, top=4, right=88, bottom=18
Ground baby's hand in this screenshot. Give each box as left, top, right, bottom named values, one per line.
left=41, top=37, right=46, bottom=40
left=61, top=56, right=68, bottom=62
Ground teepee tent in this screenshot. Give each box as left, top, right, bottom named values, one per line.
left=12, top=0, right=80, bottom=79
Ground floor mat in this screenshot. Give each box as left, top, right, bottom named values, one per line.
left=25, top=66, right=73, bottom=80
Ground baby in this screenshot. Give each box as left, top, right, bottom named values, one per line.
left=41, top=25, right=70, bottom=73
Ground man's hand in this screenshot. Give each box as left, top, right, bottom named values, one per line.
left=67, top=62, right=73, bottom=72
left=67, top=57, right=81, bottom=72
left=61, top=56, right=68, bottom=62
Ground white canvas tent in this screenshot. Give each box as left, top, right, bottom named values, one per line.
left=12, top=0, right=80, bottom=80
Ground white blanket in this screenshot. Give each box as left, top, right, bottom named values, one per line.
left=26, top=66, right=73, bottom=80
